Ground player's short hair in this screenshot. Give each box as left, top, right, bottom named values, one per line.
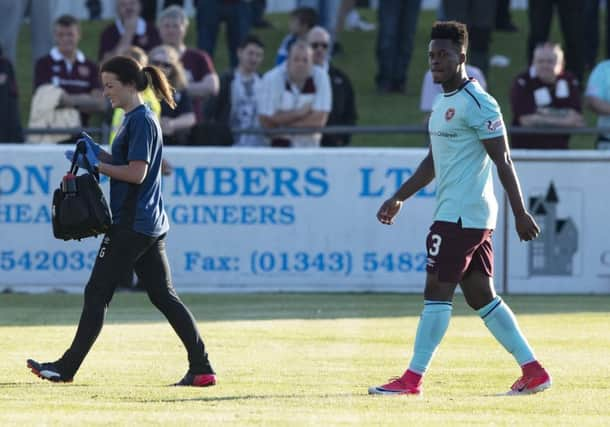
left=291, top=7, right=318, bottom=29
left=238, top=34, right=264, bottom=50
left=55, top=14, right=79, bottom=28
left=430, top=21, right=468, bottom=52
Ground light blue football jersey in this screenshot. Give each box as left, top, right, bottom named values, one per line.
left=428, top=78, right=505, bottom=229
left=585, top=59, right=610, bottom=140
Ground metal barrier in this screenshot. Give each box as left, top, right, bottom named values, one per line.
left=19, top=124, right=610, bottom=140
left=23, top=124, right=110, bottom=144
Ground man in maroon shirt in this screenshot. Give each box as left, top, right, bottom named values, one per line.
left=158, top=5, right=219, bottom=122
left=98, top=0, right=162, bottom=62
left=510, top=42, right=584, bottom=149
left=34, top=14, right=106, bottom=126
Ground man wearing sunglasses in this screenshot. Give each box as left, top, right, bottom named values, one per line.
left=307, top=26, right=357, bottom=147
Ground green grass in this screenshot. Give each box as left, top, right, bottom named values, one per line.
left=14, top=9, right=598, bottom=148
left=1, top=293, right=609, bottom=426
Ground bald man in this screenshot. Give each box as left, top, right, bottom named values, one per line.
left=258, top=40, right=331, bottom=147
left=308, top=26, right=357, bottom=146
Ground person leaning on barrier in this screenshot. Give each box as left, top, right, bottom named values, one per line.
left=307, top=26, right=357, bottom=147
left=0, top=47, right=23, bottom=143
left=34, top=15, right=107, bottom=127
left=203, top=34, right=266, bottom=147
left=510, top=42, right=584, bottom=149
left=584, top=57, right=610, bottom=149
left=258, top=40, right=331, bottom=148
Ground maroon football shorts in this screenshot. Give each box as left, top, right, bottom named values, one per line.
left=425, top=220, right=493, bottom=283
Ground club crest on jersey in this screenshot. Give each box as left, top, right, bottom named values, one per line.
left=445, top=108, right=455, bottom=121
left=487, top=118, right=504, bottom=132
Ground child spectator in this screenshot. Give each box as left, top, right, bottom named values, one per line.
left=276, top=7, right=318, bottom=65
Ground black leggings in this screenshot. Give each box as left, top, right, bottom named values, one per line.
left=58, top=226, right=214, bottom=377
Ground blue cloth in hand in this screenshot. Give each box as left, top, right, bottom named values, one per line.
left=78, top=131, right=101, bottom=156
left=64, top=143, right=99, bottom=170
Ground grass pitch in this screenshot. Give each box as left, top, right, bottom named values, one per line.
left=1, top=293, right=609, bottom=426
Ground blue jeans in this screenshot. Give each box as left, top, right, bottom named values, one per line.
left=196, top=0, right=252, bottom=67
left=375, top=0, right=422, bottom=89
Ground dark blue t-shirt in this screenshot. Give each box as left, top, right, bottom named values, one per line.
left=110, top=104, right=169, bottom=236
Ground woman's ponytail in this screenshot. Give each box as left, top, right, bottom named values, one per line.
left=101, top=56, right=177, bottom=110
left=142, top=65, right=177, bottom=110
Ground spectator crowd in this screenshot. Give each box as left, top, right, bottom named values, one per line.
left=1, top=0, right=610, bottom=150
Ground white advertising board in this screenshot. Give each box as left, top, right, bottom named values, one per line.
left=505, top=151, right=610, bottom=294
left=0, top=146, right=607, bottom=294
left=0, top=147, right=447, bottom=292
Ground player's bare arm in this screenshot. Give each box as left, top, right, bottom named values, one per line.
left=377, top=148, right=435, bottom=225
left=482, top=135, right=540, bottom=241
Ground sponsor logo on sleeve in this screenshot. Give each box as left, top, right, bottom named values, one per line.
left=487, top=118, right=504, bottom=132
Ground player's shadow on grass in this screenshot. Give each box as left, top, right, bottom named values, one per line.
left=0, top=382, right=93, bottom=388
left=2, top=293, right=609, bottom=326
left=133, top=392, right=357, bottom=403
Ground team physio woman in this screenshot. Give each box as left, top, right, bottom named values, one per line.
left=27, top=56, right=216, bottom=387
